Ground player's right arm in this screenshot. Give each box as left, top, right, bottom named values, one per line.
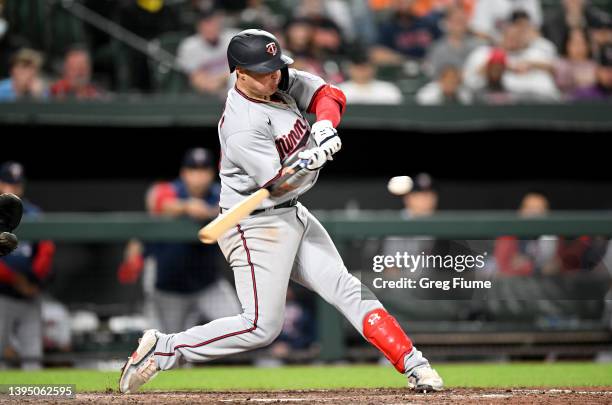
left=146, top=182, right=216, bottom=220
left=147, top=182, right=191, bottom=217
left=283, top=69, right=346, bottom=124
left=283, top=69, right=346, bottom=160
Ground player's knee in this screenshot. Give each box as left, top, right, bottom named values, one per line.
left=241, top=311, right=257, bottom=328
left=254, top=329, right=281, bottom=348
left=250, top=318, right=284, bottom=348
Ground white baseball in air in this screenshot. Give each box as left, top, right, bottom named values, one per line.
left=387, top=176, right=413, bottom=195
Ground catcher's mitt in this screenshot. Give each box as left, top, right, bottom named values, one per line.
left=0, top=193, right=23, bottom=256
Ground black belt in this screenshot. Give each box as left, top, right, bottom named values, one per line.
left=221, top=198, right=298, bottom=215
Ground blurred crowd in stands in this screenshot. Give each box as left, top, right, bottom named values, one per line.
left=383, top=173, right=611, bottom=279
left=1, top=0, right=612, bottom=104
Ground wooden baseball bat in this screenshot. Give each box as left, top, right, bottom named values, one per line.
left=199, top=158, right=310, bottom=244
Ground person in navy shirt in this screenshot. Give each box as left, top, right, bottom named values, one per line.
left=118, top=148, right=240, bottom=333
left=374, top=0, right=442, bottom=61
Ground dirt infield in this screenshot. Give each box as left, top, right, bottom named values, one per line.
left=3, top=388, right=612, bottom=404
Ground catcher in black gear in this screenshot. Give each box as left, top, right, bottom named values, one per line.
left=0, top=193, right=23, bottom=257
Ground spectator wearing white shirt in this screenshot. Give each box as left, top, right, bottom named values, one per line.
left=417, top=64, right=473, bottom=105
left=511, top=10, right=557, bottom=59
left=338, top=55, right=403, bottom=105
left=177, top=9, right=239, bottom=96
left=470, top=0, right=542, bottom=42
left=463, top=23, right=560, bottom=102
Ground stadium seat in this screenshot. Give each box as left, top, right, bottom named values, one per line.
left=148, top=31, right=189, bottom=94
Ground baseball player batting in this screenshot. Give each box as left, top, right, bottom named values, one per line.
left=120, top=29, right=443, bottom=393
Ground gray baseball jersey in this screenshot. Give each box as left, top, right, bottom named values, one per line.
left=153, top=69, right=429, bottom=376
left=218, top=69, right=325, bottom=209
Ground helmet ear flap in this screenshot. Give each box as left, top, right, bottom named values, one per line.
left=278, top=66, right=289, bottom=91
left=228, top=54, right=235, bottom=73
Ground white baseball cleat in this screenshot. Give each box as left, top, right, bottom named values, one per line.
left=407, top=364, right=444, bottom=392
left=119, top=329, right=160, bottom=394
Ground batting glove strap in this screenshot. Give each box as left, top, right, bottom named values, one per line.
left=298, top=147, right=327, bottom=171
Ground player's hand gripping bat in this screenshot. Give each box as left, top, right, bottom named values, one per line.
left=198, top=156, right=311, bottom=244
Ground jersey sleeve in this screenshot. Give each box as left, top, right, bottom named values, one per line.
left=225, top=129, right=282, bottom=188
left=146, top=182, right=178, bottom=214
left=32, top=240, right=55, bottom=281
left=285, top=69, right=326, bottom=112
left=0, top=260, right=16, bottom=284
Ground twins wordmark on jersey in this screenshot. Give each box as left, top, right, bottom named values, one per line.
left=218, top=71, right=324, bottom=210
left=274, top=117, right=309, bottom=163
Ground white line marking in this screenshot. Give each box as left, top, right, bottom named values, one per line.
left=220, top=399, right=319, bottom=403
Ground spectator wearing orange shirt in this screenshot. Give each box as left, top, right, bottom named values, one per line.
left=370, top=0, right=474, bottom=16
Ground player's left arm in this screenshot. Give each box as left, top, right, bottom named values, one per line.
left=31, top=240, right=55, bottom=282
left=283, top=69, right=346, bottom=160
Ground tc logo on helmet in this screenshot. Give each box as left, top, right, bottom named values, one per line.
left=266, top=42, right=278, bottom=56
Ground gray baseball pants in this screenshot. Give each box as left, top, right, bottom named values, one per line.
left=154, top=204, right=427, bottom=373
